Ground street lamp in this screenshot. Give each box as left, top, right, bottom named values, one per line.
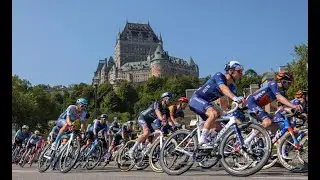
left=93, top=77, right=99, bottom=119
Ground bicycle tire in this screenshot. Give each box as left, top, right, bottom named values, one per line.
left=59, top=136, right=81, bottom=173
left=219, top=123, right=271, bottom=177
left=276, top=130, right=307, bottom=171
left=159, top=129, right=197, bottom=176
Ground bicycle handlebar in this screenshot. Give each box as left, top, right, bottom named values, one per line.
left=225, top=101, right=239, bottom=115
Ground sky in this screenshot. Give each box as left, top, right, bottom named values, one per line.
left=12, top=0, right=308, bottom=86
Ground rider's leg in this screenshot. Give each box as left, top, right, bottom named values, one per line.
left=200, top=107, right=220, bottom=145
left=128, top=119, right=151, bottom=158
left=52, top=119, right=67, bottom=149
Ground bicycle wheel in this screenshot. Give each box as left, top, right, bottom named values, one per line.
left=85, top=144, right=102, bottom=170
left=117, top=140, right=136, bottom=171
left=37, top=144, right=52, bottom=173
left=219, top=123, right=271, bottom=177
left=149, top=139, right=163, bottom=173
left=159, top=129, right=197, bottom=175
left=276, top=130, right=308, bottom=170
left=59, top=137, right=81, bottom=173
left=262, top=143, right=278, bottom=170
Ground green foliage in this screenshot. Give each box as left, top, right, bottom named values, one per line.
left=235, top=69, right=263, bottom=96
left=286, top=43, right=308, bottom=99
left=12, top=42, right=308, bottom=134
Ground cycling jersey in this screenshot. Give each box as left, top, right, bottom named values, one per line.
left=168, top=105, right=185, bottom=119
left=250, top=81, right=285, bottom=106
left=56, top=105, right=87, bottom=128
left=109, top=121, right=120, bottom=134
left=189, top=72, right=236, bottom=120
left=88, top=119, right=108, bottom=133
left=140, top=102, right=169, bottom=123
left=194, top=72, right=236, bottom=102
left=246, top=81, right=285, bottom=120
left=14, top=129, right=31, bottom=141
left=291, top=99, right=308, bottom=113
left=27, top=134, right=40, bottom=145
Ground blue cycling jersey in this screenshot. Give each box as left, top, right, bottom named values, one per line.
left=58, top=105, right=87, bottom=123
left=28, top=134, right=40, bottom=145
left=250, top=81, right=285, bottom=107
left=88, top=119, right=108, bottom=132
left=15, top=129, right=31, bottom=141
left=194, top=72, right=236, bottom=102
left=291, top=99, right=308, bottom=113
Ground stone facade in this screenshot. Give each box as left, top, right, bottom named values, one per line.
left=92, top=22, right=199, bottom=86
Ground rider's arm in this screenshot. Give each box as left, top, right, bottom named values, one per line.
left=219, top=84, right=237, bottom=100
left=155, top=109, right=164, bottom=121
left=168, top=106, right=177, bottom=126
left=93, top=120, right=99, bottom=136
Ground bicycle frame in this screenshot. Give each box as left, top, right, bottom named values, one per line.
left=174, top=102, right=242, bottom=156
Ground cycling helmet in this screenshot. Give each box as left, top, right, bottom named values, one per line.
left=224, top=61, right=244, bottom=71
left=178, top=97, right=189, bottom=103
left=76, top=98, right=88, bottom=105
left=34, top=130, right=40, bottom=135
left=127, top=121, right=133, bottom=125
left=100, top=114, right=108, bottom=119
left=295, top=90, right=304, bottom=98
left=22, top=125, right=29, bottom=130
left=160, top=92, right=173, bottom=99
left=276, top=71, right=293, bottom=81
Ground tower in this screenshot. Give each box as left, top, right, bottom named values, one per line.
left=150, top=43, right=167, bottom=77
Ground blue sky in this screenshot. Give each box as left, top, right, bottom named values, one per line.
left=12, top=0, right=308, bottom=86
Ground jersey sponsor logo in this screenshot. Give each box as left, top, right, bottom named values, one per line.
left=202, top=84, right=211, bottom=94
left=253, top=90, right=266, bottom=100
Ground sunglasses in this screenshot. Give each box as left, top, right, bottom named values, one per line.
left=80, top=104, right=87, bottom=109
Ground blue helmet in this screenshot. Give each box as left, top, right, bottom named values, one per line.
left=76, top=98, right=88, bottom=105
left=160, top=92, right=173, bottom=99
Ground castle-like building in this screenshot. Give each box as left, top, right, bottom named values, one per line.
left=92, top=22, right=199, bottom=86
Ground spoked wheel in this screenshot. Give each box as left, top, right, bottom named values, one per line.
left=37, top=144, right=53, bottom=173
left=19, top=148, right=31, bottom=168
left=134, top=147, right=149, bottom=171
left=85, top=144, right=102, bottom=170
left=159, top=130, right=197, bottom=175
left=262, top=143, right=278, bottom=170
left=149, top=139, right=163, bottom=173
left=117, top=140, right=136, bottom=172
left=219, top=123, right=271, bottom=177
left=59, top=138, right=81, bottom=173
left=198, top=153, right=220, bottom=169
left=277, top=130, right=308, bottom=171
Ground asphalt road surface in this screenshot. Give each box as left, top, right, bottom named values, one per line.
left=12, top=164, right=308, bottom=180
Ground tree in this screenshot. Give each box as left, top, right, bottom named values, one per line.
left=116, top=81, right=138, bottom=115
left=286, top=43, right=308, bottom=99
left=235, top=69, right=262, bottom=96
left=100, top=91, right=122, bottom=114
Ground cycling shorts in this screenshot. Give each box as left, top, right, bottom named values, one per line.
left=189, top=94, right=213, bottom=121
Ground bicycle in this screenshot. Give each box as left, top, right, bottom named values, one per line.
left=262, top=109, right=308, bottom=170
left=37, top=126, right=82, bottom=173
left=159, top=101, right=271, bottom=177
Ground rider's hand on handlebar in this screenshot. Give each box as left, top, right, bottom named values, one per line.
left=233, top=96, right=244, bottom=104
left=67, top=121, right=72, bottom=126
left=294, top=105, right=303, bottom=112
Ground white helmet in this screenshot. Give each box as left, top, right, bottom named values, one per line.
left=22, top=125, right=29, bottom=130
left=224, top=61, right=244, bottom=71
left=34, top=130, right=40, bottom=135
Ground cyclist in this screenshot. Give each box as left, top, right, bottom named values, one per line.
left=51, top=98, right=88, bottom=150
left=128, top=92, right=173, bottom=159
left=244, top=72, right=303, bottom=143
left=292, top=90, right=308, bottom=116
left=81, top=114, right=109, bottom=152
left=47, top=126, right=59, bottom=144
left=189, top=61, right=245, bottom=148
left=19, top=130, right=41, bottom=164
left=168, top=97, right=189, bottom=129
left=13, top=125, right=31, bottom=150
left=104, top=121, right=133, bottom=163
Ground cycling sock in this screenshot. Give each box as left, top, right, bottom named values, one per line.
left=131, top=141, right=140, bottom=151
left=54, top=133, right=62, bottom=144
left=244, top=129, right=259, bottom=145
left=200, top=129, right=209, bottom=145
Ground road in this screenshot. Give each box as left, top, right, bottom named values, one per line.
left=12, top=164, right=308, bottom=180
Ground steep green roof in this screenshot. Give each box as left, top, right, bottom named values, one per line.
left=120, top=61, right=149, bottom=71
